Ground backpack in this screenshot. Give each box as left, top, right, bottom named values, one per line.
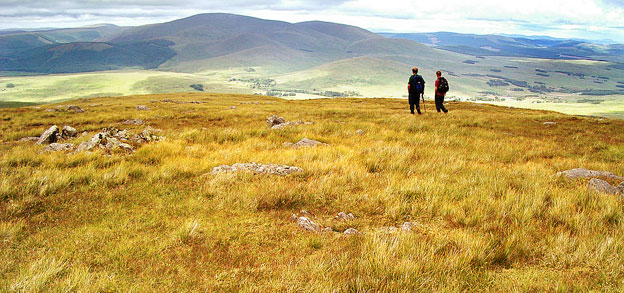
left=412, top=75, right=424, bottom=94
left=438, top=77, right=449, bottom=93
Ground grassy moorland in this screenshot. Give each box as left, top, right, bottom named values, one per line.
left=1, top=93, right=624, bottom=291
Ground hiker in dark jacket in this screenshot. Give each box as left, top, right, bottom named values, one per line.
left=407, top=67, right=425, bottom=114
left=434, top=70, right=449, bottom=113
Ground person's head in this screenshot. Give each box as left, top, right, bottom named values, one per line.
left=436, top=70, right=442, bottom=77
left=412, top=67, right=419, bottom=74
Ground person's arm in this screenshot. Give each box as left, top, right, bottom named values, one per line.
left=435, top=79, right=439, bottom=95
left=408, top=76, right=412, bottom=93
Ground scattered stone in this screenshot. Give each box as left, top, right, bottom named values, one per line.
left=617, top=182, right=624, bottom=195
left=44, top=108, right=62, bottom=112
left=67, top=105, right=85, bottom=113
left=158, top=99, right=204, bottom=104
left=123, top=119, right=145, bottom=125
left=42, top=143, right=75, bottom=152
left=75, top=127, right=152, bottom=153
left=300, top=210, right=311, bottom=217
left=588, top=178, right=618, bottom=195
left=228, top=106, right=237, bottom=110
left=272, top=121, right=312, bottom=130
left=61, top=126, right=77, bottom=138
left=380, top=226, right=399, bottom=233
left=131, top=126, right=164, bottom=144
left=322, top=227, right=333, bottom=233
left=335, top=212, right=355, bottom=221
left=266, top=115, right=286, bottom=128
left=557, top=168, right=624, bottom=181
left=211, top=162, right=303, bottom=176
left=297, top=217, right=319, bottom=232
left=401, top=222, right=416, bottom=232
left=543, top=122, right=557, bottom=125
left=343, top=228, right=361, bottom=236
left=290, top=214, right=298, bottom=222
left=284, top=138, right=328, bottom=148
left=136, top=105, right=150, bottom=110
left=18, top=137, right=39, bottom=142
left=36, top=125, right=60, bottom=145
left=355, top=129, right=365, bottom=135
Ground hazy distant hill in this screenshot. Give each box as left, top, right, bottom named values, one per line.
left=381, top=32, right=624, bottom=62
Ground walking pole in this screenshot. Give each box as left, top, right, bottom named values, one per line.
left=421, top=93, right=426, bottom=113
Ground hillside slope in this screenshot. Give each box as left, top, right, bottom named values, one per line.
left=1, top=93, right=624, bottom=291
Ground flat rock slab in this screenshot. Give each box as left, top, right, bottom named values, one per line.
left=43, top=143, right=75, bottom=152
left=343, top=228, right=361, bottom=236
left=557, top=168, right=624, bottom=181
left=284, top=138, right=328, bottom=148
left=335, top=212, right=355, bottom=221
left=123, top=119, right=145, bottom=125
left=136, top=105, right=151, bottom=110
left=211, top=162, right=303, bottom=176
left=36, top=125, right=59, bottom=145
left=297, top=217, right=319, bottom=232
left=19, top=137, right=39, bottom=142
left=588, top=178, right=618, bottom=195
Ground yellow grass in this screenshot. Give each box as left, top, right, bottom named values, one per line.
left=1, top=93, right=624, bottom=291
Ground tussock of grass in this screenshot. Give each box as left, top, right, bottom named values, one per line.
left=1, top=92, right=624, bottom=290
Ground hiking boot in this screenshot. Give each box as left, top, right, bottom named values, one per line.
left=443, top=109, right=448, bottom=113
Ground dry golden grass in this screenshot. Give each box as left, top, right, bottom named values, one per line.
left=1, top=93, right=624, bottom=291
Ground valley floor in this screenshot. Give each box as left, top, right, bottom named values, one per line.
left=1, top=93, right=624, bottom=291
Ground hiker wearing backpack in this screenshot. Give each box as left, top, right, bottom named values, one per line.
left=434, top=70, right=449, bottom=113
left=407, top=67, right=425, bottom=114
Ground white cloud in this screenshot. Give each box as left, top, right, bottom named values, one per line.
left=0, top=0, right=622, bottom=42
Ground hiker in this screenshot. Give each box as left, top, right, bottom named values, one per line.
left=407, top=67, right=425, bottom=114
left=434, top=70, right=449, bottom=113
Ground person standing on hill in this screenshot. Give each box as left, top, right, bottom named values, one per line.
left=434, top=70, right=449, bottom=113
left=407, top=67, right=426, bottom=114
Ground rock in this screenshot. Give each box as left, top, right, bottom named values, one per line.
left=285, top=138, right=328, bottom=148
left=42, top=143, right=75, bottom=152
left=132, top=127, right=164, bottom=143
left=67, top=105, right=85, bottom=113
left=266, top=115, right=286, bottom=128
left=18, top=137, right=39, bottom=142
left=335, top=212, right=355, bottom=221
left=557, top=168, right=624, bottom=181
left=44, top=108, right=61, bottom=112
left=228, top=106, right=237, bottom=110
left=401, top=222, right=416, bottom=232
left=343, top=228, right=361, bottom=236
left=300, top=210, right=311, bottom=217
left=322, top=227, right=333, bottom=233
left=588, top=178, right=618, bottom=195
left=380, top=227, right=399, bottom=233
left=123, top=119, right=145, bottom=125
left=617, top=182, right=624, bottom=195
left=543, top=122, right=557, bottom=125
left=61, top=126, right=77, bottom=138
left=211, top=162, right=303, bottom=176
left=36, top=125, right=59, bottom=145
left=136, top=105, right=150, bottom=110
left=271, top=121, right=312, bottom=130
left=297, top=217, right=319, bottom=232
left=290, top=214, right=298, bottom=222
left=355, top=129, right=365, bottom=135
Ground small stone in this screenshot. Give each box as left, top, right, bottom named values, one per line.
left=61, top=126, right=77, bottom=138
left=543, top=122, right=557, bottom=125
left=228, top=106, right=237, bottom=110
left=18, top=137, right=39, bottom=142
left=123, top=119, right=145, bottom=125
left=401, top=222, right=416, bottom=232
left=335, top=212, right=355, bottom=221
left=42, top=143, right=75, bottom=152
left=343, top=228, right=361, bottom=236
left=300, top=210, right=311, bottom=217
left=67, top=105, right=85, bottom=113
left=297, top=217, right=319, bottom=232
left=44, top=108, right=61, bottom=112
left=616, top=182, right=624, bottom=195
left=136, top=105, right=150, bottom=110
left=355, top=129, right=365, bottom=135
left=322, top=227, right=333, bottom=233
left=288, top=138, right=328, bottom=148
left=588, top=178, right=618, bottom=195
left=211, top=162, right=303, bottom=176
left=36, top=125, right=59, bottom=145
left=290, top=214, right=298, bottom=222
left=380, top=227, right=399, bottom=233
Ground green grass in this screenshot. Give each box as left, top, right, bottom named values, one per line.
left=1, top=93, right=624, bottom=290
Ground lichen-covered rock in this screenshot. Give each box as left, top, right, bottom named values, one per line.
left=136, top=105, right=150, bottom=110
left=36, top=125, right=59, bottom=145
left=284, top=138, right=328, bottom=148
left=61, top=126, right=77, bottom=138
left=132, top=127, right=163, bottom=143
left=266, top=115, right=286, bottom=128
left=557, top=168, right=623, bottom=180
left=297, top=217, right=319, bottom=232
left=617, top=182, right=624, bottom=195
left=19, top=137, right=39, bottom=142
left=211, top=162, right=303, bottom=176
left=588, top=178, right=618, bottom=195
left=355, top=129, right=365, bottom=135
left=42, top=143, right=75, bottom=152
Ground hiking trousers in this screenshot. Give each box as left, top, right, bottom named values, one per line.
left=435, top=94, right=448, bottom=113
left=409, top=94, right=421, bottom=114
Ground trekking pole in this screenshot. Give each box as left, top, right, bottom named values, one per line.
left=421, top=93, right=426, bottom=113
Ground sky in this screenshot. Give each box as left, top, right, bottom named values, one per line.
left=1, top=0, right=624, bottom=43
